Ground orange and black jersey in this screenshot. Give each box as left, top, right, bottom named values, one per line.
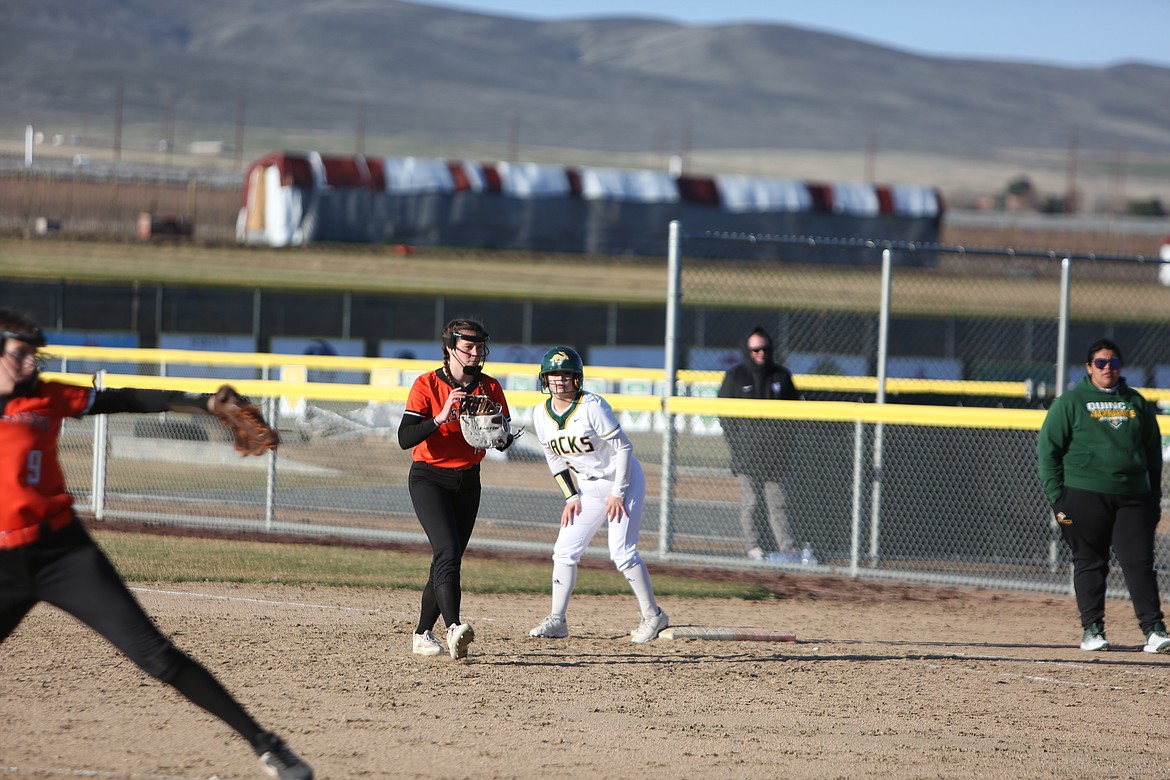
left=398, top=369, right=510, bottom=469
left=0, top=380, right=93, bottom=533
left=1, top=381, right=218, bottom=534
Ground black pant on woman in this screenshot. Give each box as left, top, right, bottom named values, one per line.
left=408, top=461, right=481, bottom=633
left=0, top=518, right=266, bottom=744
left=1056, top=486, right=1164, bottom=632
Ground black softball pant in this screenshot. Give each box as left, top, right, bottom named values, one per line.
left=0, top=519, right=264, bottom=745
left=408, top=460, right=481, bottom=632
left=1055, top=486, right=1164, bottom=632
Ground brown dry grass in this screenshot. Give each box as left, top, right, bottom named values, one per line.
left=2, top=175, right=1168, bottom=320
left=4, top=232, right=1169, bottom=320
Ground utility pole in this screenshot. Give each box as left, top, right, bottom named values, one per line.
left=1110, top=147, right=1127, bottom=215
left=508, top=114, right=520, bottom=162
left=1063, top=129, right=1078, bottom=214
left=678, top=116, right=691, bottom=173
left=864, top=127, right=877, bottom=183
left=162, top=93, right=175, bottom=167
left=113, top=82, right=123, bottom=163
left=234, top=95, right=246, bottom=169
left=355, top=102, right=366, bottom=156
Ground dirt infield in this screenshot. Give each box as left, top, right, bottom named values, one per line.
left=3, top=577, right=1169, bottom=779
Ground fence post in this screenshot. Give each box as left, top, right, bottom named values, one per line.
left=1055, top=256, right=1072, bottom=397
left=342, top=291, right=353, bottom=339
left=849, top=419, right=864, bottom=577
left=264, top=394, right=278, bottom=531
left=868, top=248, right=893, bottom=565
left=252, top=288, right=262, bottom=349
left=875, top=248, right=892, bottom=402
left=155, top=284, right=164, bottom=347
left=658, top=220, right=682, bottom=556
left=90, top=370, right=108, bottom=520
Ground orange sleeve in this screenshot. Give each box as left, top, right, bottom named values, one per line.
left=404, top=370, right=443, bottom=419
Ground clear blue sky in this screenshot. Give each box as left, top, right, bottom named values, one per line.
left=431, top=0, right=1170, bottom=68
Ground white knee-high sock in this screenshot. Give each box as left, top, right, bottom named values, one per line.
left=622, top=560, right=659, bottom=618
left=551, top=562, right=576, bottom=617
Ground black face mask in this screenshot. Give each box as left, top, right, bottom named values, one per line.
left=452, top=348, right=484, bottom=375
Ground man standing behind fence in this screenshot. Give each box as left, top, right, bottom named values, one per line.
left=718, top=326, right=802, bottom=561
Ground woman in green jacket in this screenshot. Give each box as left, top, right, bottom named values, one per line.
left=1038, top=338, right=1167, bottom=653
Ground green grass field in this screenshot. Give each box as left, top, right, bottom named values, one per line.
left=93, top=528, right=774, bottom=600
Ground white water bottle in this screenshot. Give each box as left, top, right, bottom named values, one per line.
left=800, top=544, right=817, bottom=566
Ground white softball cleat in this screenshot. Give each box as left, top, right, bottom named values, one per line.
left=631, top=608, right=669, bottom=644
left=447, top=622, right=475, bottom=659
left=1143, top=625, right=1170, bottom=654
left=1079, top=623, right=1109, bottom=652
left=529, top=614, right=569, bottom=638
left=412, top=630, right=443, bottom=656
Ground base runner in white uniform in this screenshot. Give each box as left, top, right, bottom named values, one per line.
left=528, top=347, right=669, bottom=644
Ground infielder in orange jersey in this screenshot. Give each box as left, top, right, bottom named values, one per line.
left=528, top=347, right=669, bottom=644
left=397, top=317, right=514, bottom=660
left=0, top=309, right=312, bottom=780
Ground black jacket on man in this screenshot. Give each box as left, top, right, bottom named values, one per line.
left=717, top=333, right=800, bottom=479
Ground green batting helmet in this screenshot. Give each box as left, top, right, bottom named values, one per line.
left=539, top=347, right=584, bottom=393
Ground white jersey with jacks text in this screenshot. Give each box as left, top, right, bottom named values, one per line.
left=532, top=390, right=646, bottom=570
left=532, top=390, right=634, bottom=498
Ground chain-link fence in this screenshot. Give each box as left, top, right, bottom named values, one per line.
left=671, top=225, right=1170, bottom=393
left=659, top=221, right=1170, bottom=595
left=30, top=220, right=1170, bottom=598
left=50, top=317, right=1170, bottom=601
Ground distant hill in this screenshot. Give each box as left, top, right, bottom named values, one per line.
left=4, top=0, right=1170, bottom=204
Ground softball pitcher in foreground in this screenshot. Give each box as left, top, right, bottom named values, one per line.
left=528, top=347, right=668, bottom=643
left=0, top=308, right=311, bottom=780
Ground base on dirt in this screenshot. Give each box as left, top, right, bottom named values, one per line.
left=659, top=626, right=796, bottom=642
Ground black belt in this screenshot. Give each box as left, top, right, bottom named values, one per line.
left=0, top=513, right=73, bottom=550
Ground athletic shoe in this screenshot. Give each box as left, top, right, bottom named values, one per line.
left=255, top=732, right=313, bottom=780
left=529, top=614, right=569, bottom=638
left=447, top=622, right=474, bottom=659
left=412, top=630, right=443, bottom=656
left=631, top=608, right=669, bottom=644
left=1079, top=622, right=1109, bottom=651
left=1143, top=623, right=1170, bottom=654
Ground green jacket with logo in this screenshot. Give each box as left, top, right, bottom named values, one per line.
left=1037, top=374, right=1163, bottom=505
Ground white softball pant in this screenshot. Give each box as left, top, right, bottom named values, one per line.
left=551, top=459, right=647, bottom=572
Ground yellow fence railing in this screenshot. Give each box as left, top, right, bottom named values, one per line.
left=42, top=345, right=1170, bottom=429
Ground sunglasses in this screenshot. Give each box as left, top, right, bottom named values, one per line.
left=1091, top=357, right=1121, bottom=370
left=749, top=346, right=768, bottom=353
